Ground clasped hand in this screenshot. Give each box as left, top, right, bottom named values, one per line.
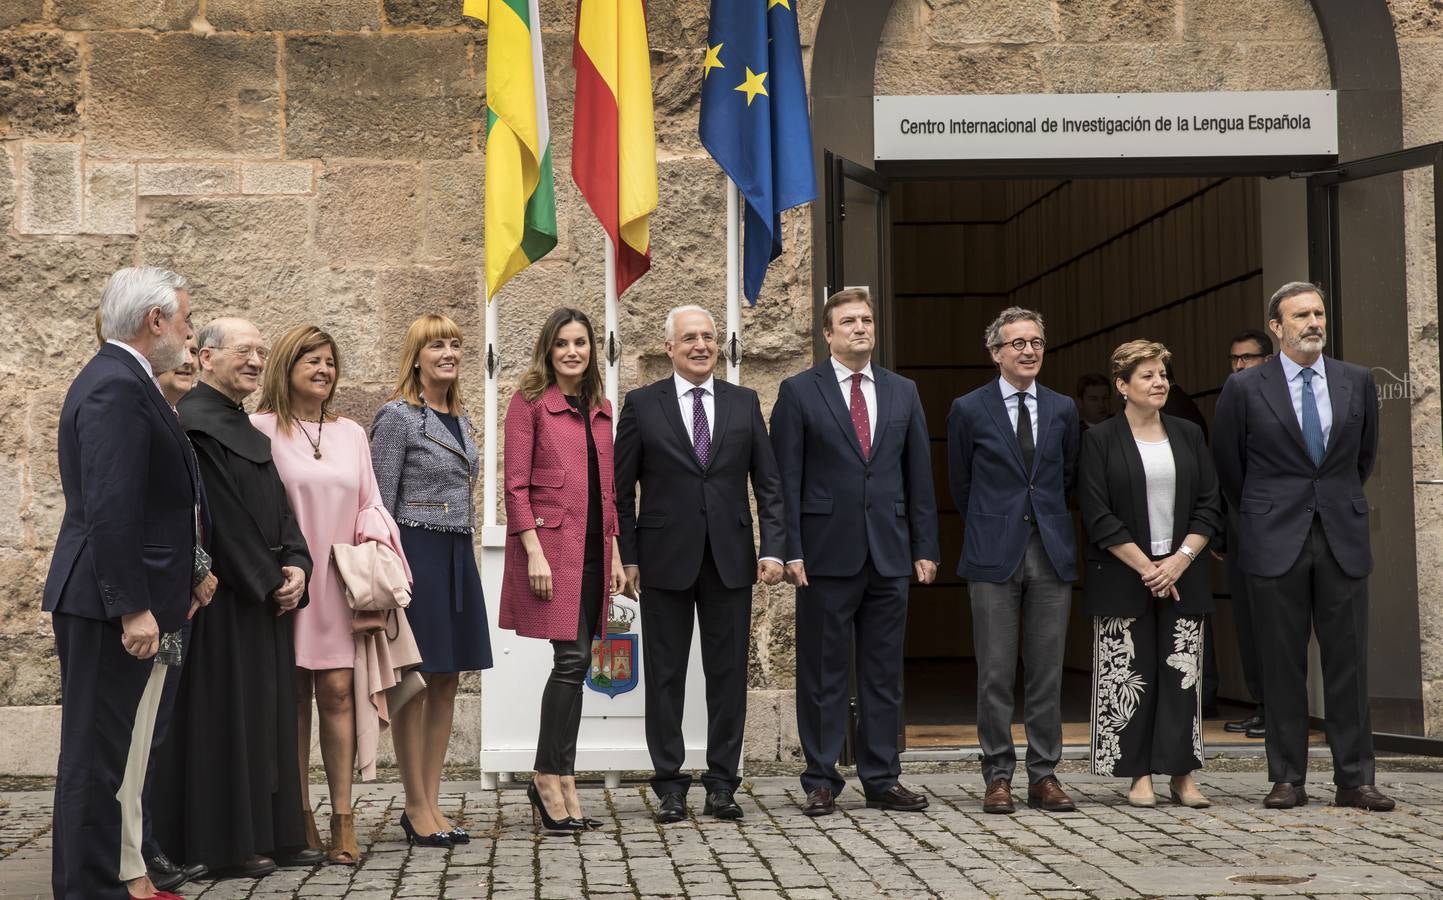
left=1139, top=552, right=1189, bottom=600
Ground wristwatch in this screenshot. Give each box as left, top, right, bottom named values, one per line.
left=1178, top=545, right=1197, bottom=561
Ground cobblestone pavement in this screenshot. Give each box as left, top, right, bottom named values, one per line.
left=7, top=772, right=1443, bottom=898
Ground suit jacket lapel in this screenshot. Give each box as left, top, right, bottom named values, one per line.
left=813, top=362, right=865, bottom=463
left=659, top=378, right=701, bottom=471
left=101, top=344, right=198, bottom=489
left=1259, top=358, right=1311, bottom=459
left=1322, top=357, right=1352, bottom=462
left=867, top=369, right=894, bottom=460
left=983, top=378, right=1027, bottom=475
left=709, top=380, right=733, bottom=469
left=422, top=407, right=467, bottom=460
left=1114, top=415, right=1153, bottom=550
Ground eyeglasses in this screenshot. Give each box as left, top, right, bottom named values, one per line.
left=1228, top=352, right=1266, bottom=364
left=996, top=338, right=1045, bottom=352
left=215, top=345, right=268, bottom=361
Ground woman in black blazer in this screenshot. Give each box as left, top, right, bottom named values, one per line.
left=1078, top=340, right=1223, bottom=809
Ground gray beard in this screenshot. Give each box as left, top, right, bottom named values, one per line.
left=150, top=333, right=187, bottom=372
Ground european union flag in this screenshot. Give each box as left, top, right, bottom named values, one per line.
left=699, top=0, right=816, bottom=303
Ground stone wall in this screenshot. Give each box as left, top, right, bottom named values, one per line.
left=3, top=0, right=1443, bottom=774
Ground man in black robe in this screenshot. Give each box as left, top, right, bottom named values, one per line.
left=155, top=317, right=321, bottom=877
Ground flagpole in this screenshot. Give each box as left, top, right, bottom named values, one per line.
left=482, top=282, right=498, bottom=530
left=725, top=177, right=741, bottom=385
left=603, top=233, right=620, bottom=423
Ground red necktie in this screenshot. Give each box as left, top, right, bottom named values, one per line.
left=850, top=372, right=871, bottom=460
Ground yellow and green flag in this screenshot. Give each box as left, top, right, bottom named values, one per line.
left=464, top=0, right=557, bottom=299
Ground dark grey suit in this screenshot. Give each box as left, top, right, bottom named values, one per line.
left=1212, top=354, right=1379, bottom=788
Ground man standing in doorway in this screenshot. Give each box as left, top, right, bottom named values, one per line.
left=1213, top=283, right=1392, bottom=811
left=614, top=304, right=786, bottom=823
left=770, top=288, right=940, bottom=817
left=947, top=307, right=1080, bottom=815
left=1217, top=328, right=1274, bottom=740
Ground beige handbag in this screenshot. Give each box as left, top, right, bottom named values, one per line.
left=332, top=541, right=412, bottom=634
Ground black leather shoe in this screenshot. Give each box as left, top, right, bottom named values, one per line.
left=865, top=783, right=929, bottom=812
left=801, top=787, right=835, bottom=817
left=1334, top=784, right=1396, bottom=811
left=1246, top=721, right=1266, bottom=739
left=225, top=855, right=277, bottom=879
left=703, top=789, right=744, bottom=820
left=654, top=793, right=687, bottom=824
left=1263, top=782, right=1308, bottom=809
left=273, top=847, right=325, bottom=867
left=1225, top=714, right=1264, bottom=734
left=146, top=852, right=184, bottom=892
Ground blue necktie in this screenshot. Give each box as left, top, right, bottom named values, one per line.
left=1300, top=367, right=1325, bottom=467
left=691, top=387, right=711, bottom=468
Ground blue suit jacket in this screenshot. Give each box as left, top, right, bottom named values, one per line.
left=42, top=344, right=198, bottom=633
left=946, top=377, right=1079, bottom=583
left=769, top=360, right=939, bottom=579
left=1211, top=354, right=1377, bottom=579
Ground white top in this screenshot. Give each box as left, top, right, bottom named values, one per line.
left=673, top=372, right=715, bottom=442
left=830, top=356, right=876, bottom=443
left=998, top=377, right=1038, bottom=434
left=1135, top=437, right=1176, bottom=556
left=1279, top=353, right=1332, bottom=447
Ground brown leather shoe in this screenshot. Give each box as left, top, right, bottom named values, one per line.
left=865, top=783, right=928, bottom=812
left=801, top=787, right=835, bottom=817
left=1263, top=782, right=1308, bottom=809
left=983, top=778, right=1015, bottom=815
left=1027, top=776, right=1076, bottom=812
left=1334, top=784, right=1395, bottom=811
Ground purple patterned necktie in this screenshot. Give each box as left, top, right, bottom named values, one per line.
left=691, top=386, right=711, bottom=468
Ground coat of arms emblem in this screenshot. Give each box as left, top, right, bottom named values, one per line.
left=586, top=600, right=640, bottom=697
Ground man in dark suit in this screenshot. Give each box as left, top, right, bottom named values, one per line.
left=45, top=267, right=198, bottom=900
left=1217, top=328, right=1274, bottom=740
left=1212, top=282, right=1392, bottom=811
left=770, top=288, right=940, bottom=816
left=947, top=307, right=1080, bottom=815
left=615, top=305, right=786, bottom=823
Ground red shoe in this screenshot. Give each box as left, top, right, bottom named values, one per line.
left=131, top=892, right=185, bottom=900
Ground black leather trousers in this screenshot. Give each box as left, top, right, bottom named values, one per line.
left=534, top=557, right=603, bottom=775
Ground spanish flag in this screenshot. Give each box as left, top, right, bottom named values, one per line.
left=572, top=0, right=657, bottom=296
left=465, top=0, right=558, bottom=299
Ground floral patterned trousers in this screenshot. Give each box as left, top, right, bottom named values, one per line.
left=1091, top=601, right=1205, bottom=777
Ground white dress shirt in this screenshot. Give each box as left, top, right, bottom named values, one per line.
left=831, top=356, right=876, bottom=443
left=1279, top=353, right=1333, bottom=446
left=674, top=372, right=715, bottom=443
left=106, top=338, right=162, bottom=395
left=999, top=377, right=1038, bottom=433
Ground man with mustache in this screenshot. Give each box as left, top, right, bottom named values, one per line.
left=614, top=305, right=786, bottom=822
left=1213, top=283, right=1391, bottom=811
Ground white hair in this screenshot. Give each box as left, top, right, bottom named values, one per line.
left=98, top=267, right=187, bottom=342
left=664, top=305, right=716, bottom=342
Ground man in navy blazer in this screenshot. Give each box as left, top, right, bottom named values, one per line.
left=1212, top=282, right=1391, bottom=811
left=770, top=288, right=939, bottom=816
left=44, top=267, right=198, bottom=899
left=947, top=307, right=1079, bottom=814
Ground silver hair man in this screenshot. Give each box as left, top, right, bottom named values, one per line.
left=664, top=304, right=717, bottom=342
left=1266, top=281, right=1324, bottom=324
left=99, top=267, right=187, bottom=343
left=984, top=306, right=1046, bottom=350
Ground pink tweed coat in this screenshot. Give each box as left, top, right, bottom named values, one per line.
left=499, top=384, right=617, bottom=641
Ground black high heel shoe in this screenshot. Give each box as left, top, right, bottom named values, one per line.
left=528, top=783, right=584, bottom=834
left=399, top=812, right=454, bottom=848
left=447, top=825, right=470, bottom=844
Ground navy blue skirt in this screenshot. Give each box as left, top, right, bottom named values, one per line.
left=399, top=525, right=494, bottom=674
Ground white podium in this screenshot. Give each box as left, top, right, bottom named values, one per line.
left=477, top=526, right=711, bottom=788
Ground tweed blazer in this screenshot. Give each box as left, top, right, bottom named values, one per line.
left=499, top=384, right=617, bottom=642
left=368, top=399, right=480, bottom=533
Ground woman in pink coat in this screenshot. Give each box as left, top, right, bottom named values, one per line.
left=501, top=307, right=625, bottom=833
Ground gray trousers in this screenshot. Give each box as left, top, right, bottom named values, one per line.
left=969, top=531, right=1072, bottom=786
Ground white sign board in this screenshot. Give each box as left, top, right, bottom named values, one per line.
left=873, top=91, right=1338, bottom=160
left=477, top=528, right=711, bottom=787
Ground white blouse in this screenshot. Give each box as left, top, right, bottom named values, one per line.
left=1135, top=437, right=1176, bottom=556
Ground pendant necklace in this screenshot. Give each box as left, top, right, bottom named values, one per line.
left=299, top=416, right=324, bottom=459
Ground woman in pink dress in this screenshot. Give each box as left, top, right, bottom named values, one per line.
left=253, top=325, right=420, bottom=866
